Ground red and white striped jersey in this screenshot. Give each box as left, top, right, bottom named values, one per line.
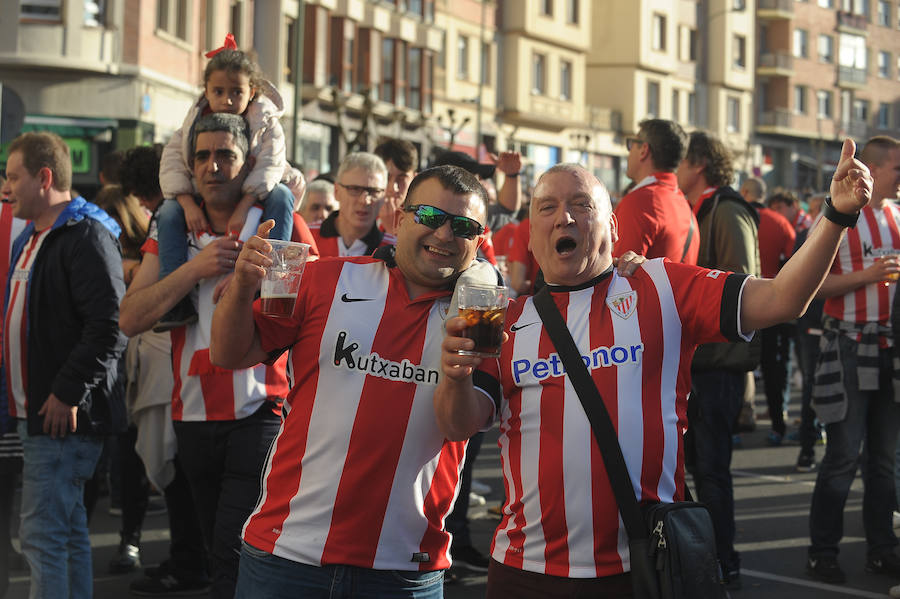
left=143, top=220, right=288, bottom=421
left=244, top=256, right=467, bottom=572
left=309, top=211, right=395, bottom=258
left=477, top=259, right=749, bottom=578
left=4, top=227, right=49, bottom=418
left=824, top=203, right=900, bottom=324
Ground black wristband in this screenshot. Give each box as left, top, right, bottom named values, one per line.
left=504, top=172, right=519, bottom=178
left=822, top=195, right=858, bottom=228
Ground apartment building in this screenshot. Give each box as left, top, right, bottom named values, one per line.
left=756, top=0, right=900, bottom=190
left=588, top=0, right=756, bottom=192
left=0, top=0, right=249, bottom=191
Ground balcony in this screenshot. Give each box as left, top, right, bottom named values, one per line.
left=837, top=65, right=867, bottom=87
left=842, top=119, right=868, bottom=139
left=757, top=0, right=793, bottom=19
left=758, top=109, right=793, bottom=131
left=837, top=11, right=869, bottom=34
left=757, top=52, right=794, bottom=76
left=587, top=105, right=622, bottom=133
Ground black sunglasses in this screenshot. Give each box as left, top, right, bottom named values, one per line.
left=625, top=137, right=645, bottom=151
left=405, top=204, right=485, bottom=239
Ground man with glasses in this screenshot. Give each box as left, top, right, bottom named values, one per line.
left=310, top=152, right=393, bottom=257
left=615, top=118, right=698, bottom=265
left=210, top=165, right=492, bottom=597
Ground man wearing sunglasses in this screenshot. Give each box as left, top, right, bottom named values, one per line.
left=616, top=118, right=698, bottom=266
left=210, top=165, right=493, bottom=597
left=310, top=152, right=394, bottom=257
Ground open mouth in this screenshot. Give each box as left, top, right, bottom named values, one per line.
left=555, top=237, right=577, bottom=255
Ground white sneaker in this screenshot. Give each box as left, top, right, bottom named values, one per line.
left=893, top=511, right=900, bottom=529
left=469, top=492, right=486, bottom=506
left=470, top=479, right=492, bottom=495
left=889, top=583, right=900, bottom=598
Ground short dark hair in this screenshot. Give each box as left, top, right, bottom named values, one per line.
left=638, top=119, right=688, bottom=171
left=768, top=191, right=799, bottom=209
left=100, top=150, right=125, bottom=184
left=374, top=138, right=419, bottom=173
left=190, top=113, right=250, bottom=165
left=404, top=165, right=489, bottom=223
left=684, top=131, right=734, bottom=188
left=860, top=136, right=900, bottom=168
left=119, top=145, right=163, bottom=200
left=8, top=132, right=72, bottom=191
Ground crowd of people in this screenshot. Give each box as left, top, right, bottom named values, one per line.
left=0, top=36, right=899, bottom=599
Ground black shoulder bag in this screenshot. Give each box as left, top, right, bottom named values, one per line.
left=532, top=286, right=726, bottom=599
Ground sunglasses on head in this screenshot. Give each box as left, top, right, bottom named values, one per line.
left=405, top=204, right=485, bottom=240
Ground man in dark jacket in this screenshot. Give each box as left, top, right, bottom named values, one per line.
left=0, top=131, right=126, bottom=598
left=677, top=130, right=761, bottom=590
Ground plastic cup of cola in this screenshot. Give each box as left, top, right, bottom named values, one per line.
left=457, top=283, right=509, bottom=358
left=260, top=240, right=310, bottom=317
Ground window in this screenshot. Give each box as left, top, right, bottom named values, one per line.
left=457, top=36, right=469, bottom=80
left=853, top=0, right=870, bottom=16
left=566, top=0, right=579, bottom=23
left=481, top=42, right=491, bottom=85
left=793, top=29, right=808, bottom=58
left=853, top=98, right=869, bottom=121
left=839, top=32, right=867, bottom=69
left=647, top=80, right=660, bottom=117
left=330, top=17, right=357, bottom=92
left=727, top=97, right=740, bottom=132
left=877, top=102, right=890, bottom=127
left=157, top=0, right=189, bottom=40
left=687, top=92, right=697, bottom=126
left=540, top=0, right=553, bottom=16
left=733, top=0, right=746, bottom=9
left=878, top=51, right=890, bottom=76
left=382, top=38, right=395, bottom=103
left=84, top=0, right=105, bottom=26
left=409, top=47, right=422, bottom=110
left=395, top=40, right=407, bottom=107
left=733, top=35, right=746, bottom=69
left=230, top=1, right=242, bottom=41
left=424, top=51, right=434, bottom=113
left=560, top=60, right=572, bottom=100
left=679, top=26, right=698, bottom=61
left=817, top=90, right=833, bottom=117
left=818, top=34, right=834, bottom=62
left=818, top=0, right=834, bottom=6
left=285, top=17, right=298, bottom=84
left=672, top=90, right=680, bottom=120
left=20, top=0, right=61, bottom=21
left=533, top=53, right=546, bottom=94
left=877, top=0, right=890, bottom=25
left=794, top=85, right=808, bottom=114
left=652, top=14, right=667, bottom=51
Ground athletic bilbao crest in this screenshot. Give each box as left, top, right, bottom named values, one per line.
left=606, top=291, right=637, bottom=319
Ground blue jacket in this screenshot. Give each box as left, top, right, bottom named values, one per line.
left=0, top=197, right=127, bottom=436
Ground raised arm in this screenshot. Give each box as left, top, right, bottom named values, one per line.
left=495, top=151, right=523, bottom=214
left=740, top=139, right=873, bottom=332
left=209, top=221, right=275, bottom=369
left=119, top=235, right=240, bottom=337
left=433, top=316, right=496, bottom=441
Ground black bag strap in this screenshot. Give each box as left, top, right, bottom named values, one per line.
left=532, top=286, right=647, bottom=541
left=680, top=215, right=695, bottom=263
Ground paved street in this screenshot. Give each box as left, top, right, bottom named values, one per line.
left=5, top=389, right=899, bottom=598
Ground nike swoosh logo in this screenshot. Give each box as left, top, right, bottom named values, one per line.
left=341, top=293, right=374, bottom=303
left=510, top=322, right=538, bottom=332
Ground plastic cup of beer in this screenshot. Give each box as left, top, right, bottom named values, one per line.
left=260, top=240, right=310, bottom=317
left=457, top=283, right=508, bottom=358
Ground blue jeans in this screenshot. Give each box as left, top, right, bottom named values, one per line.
left=809, top=335, right=900, bottom=559
left=235, top=542, right=445, bottom=599
left=686, top=370, right=744, bottom=572
left=17, top=420, right=103, bottom=599
left=157, top=183, right=295, bottom=279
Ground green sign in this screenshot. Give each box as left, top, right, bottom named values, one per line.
left=0, top=137, right=92, bottom=174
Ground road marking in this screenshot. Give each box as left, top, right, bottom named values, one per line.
left=742, top=568, right=890, bottom=598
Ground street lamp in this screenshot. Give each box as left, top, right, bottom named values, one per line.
left=438, top=108, right=471, bottom=150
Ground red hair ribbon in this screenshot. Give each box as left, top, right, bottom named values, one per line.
left=205, top=33, right=238, bottom=58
